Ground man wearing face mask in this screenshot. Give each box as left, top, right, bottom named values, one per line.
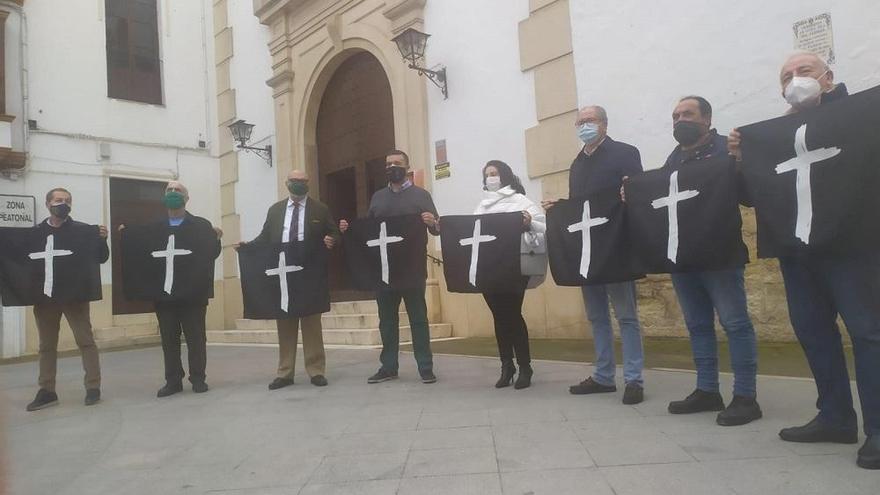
left=242, top=169, right=339, bottom=389
left=26, top=188, right=109, bottom=411
left=662, top=96, right=761, bottom=427
left=729, top=52, right=880, bottom=469
left=148, top=181, right=221, bottom=397
left=543, top=105, right=647, bottom=405
left=339, top=149, right=440, bottom=384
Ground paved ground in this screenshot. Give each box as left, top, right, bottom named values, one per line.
left=1, top=345, right=875, bottom=495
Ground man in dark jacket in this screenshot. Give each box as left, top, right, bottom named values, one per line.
left=662, top=96, right=762, bottom=427
left=244, top=169, right=340, bottom=389
left=152, top=181, right=221, bottom=397
left=26, top=187, right=109, bottom=411
left=339, top=150, right=440, bottom=385
left=730, top=51, right=880, bottom=469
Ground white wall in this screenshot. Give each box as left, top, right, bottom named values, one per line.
left=570, top=1, right=880, bottom=170
left=424, top=0, right=541, bottom=216
left=228, top=0, right=278, bottom=243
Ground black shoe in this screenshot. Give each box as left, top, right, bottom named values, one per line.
left=420, top=370, right=438, bottom=384
left=192, top=382, right=209, bottom=394
left=268, top=377, right=295, bottom=390
left=668, top=389, right=725, bottom=414
left=622, top=383, right=644, bottom=405
left=778, top=416, right=858, bottom=444
left=311, top=375, right=328, bottom=387
left=514, top=365, right=532, bottom=390
left=569, top=377, right=616, bottom=395
left=857, top=436, right=880, bottom=470
left=84, top=388, right=101, bottom=406
left=495, top=363, right=516, bottom=388
left=367, top=368, right=398, bottom=384
left=26, top=389, right=58, bottom=411
left=716, top=395, right=762, bottom=426
left=157, top=382, right=183, bottom=398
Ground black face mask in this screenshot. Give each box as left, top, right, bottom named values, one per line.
left=386, top=166, right=407, bottom=184
left=49, top=203, right=71, bottom=219
left=673, top=121, right=706, bottom=146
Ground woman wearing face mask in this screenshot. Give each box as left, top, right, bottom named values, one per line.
left=472, top=160, right=547, bottom=389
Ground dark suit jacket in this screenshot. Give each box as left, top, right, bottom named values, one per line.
left=251, top=197, right=340, bottom=257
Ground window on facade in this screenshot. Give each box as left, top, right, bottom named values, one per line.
left=105, top=0, right=162, bottom=105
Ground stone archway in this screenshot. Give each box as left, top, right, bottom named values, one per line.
left=314, top=50, right=395, bottom=300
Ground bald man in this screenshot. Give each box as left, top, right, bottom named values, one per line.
left=244, top=169, right=339, bottom=389
left=730, top=52, right=880, bottom=469
left=154, top=181, right=221, bottom=397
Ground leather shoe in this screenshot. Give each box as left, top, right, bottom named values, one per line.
left=569, top=377, right=616, bottom=395
left=857, top=436, right=880, bottom=469
left=310, top=375, right=328, bottom=387
left=157, top=382, right=183, bottom=398
left=668, top=389, right=724, bottom=414
left=622, top=383, right=644, bottom=405
left=778, top=416, right=858, bottom=444
left=268, top=377, right=294, bottom=390
left=192, top=382, right=209, bottom=394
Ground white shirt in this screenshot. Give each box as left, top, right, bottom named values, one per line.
left=282, top=196, right=307, bottom=243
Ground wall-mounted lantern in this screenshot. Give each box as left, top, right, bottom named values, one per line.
left=228, top=119, right=272, bottom=166
left=391, top=28, right=448, bottom=99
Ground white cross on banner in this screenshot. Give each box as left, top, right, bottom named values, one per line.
left=567, top=200, right=609, bottom=279
left=458, top=219, right=497, bottom=287
left=651, top=171, right=700, bottom=264
left=264, top=251, right=303, bottom=313
left=366, top=221, right=404, bottom=285
left=151, top=234, right=193, bottom=295
left=775, top=124, right=841, bottom=244
left=28, top=234, right=73, bottom=297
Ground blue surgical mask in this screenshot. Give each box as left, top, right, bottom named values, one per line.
left=578, top=123, right=600, bottom=144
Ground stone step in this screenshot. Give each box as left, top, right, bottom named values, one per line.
left=207, top=323, right=453, bottom=346
left=329, top=300, right=380, bottom=315
left=95, top=334, right=161, bottom=349
left=235, top=313, right=410, bottom=331
left=92, top=324, right=158, bottom=341
left=112, top=313, right=158, bottom=326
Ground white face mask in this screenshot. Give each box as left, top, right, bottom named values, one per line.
left=485, top=176, right=502, bottom=192
left=784, top=72, right=827, bottom=109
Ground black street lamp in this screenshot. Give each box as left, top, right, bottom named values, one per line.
left=391, top=28, right=448, bottom=99
left=228, top=119, right=272, bottom=166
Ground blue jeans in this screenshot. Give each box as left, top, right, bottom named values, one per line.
left=671, top=268, right=757, bottom=398
left=581, top=281, right=644, bottom=386
left=779, top=252, right=880, bottom=436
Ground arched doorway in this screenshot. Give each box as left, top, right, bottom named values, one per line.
left=316, top=51, right=395, bottom=301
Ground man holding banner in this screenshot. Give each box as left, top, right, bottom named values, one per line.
left=0, top=188, right=109, bottom=411
left=120, top=181, right=221, bottom=398
left=339, top=150, right=440, bottom=385
left=239, top=169, right=338, bottom=389
left=652, top=96, right=762, bottom=426
left=544, top=105, right=646, bottom=405
left=730, top=52, right=880, bottom=469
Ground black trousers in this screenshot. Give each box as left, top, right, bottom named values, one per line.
left=482, top=279, right=531, bottom=367
left=155, top=302, right=207, bottom=385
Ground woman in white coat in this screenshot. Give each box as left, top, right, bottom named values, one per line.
left=474, top=160, right=547, bottom=389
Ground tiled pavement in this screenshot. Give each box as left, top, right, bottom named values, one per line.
left=1, top=345, right=874, bottom=494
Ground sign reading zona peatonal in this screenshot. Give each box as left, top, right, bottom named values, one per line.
left=0, top=195, right=36, bottom=228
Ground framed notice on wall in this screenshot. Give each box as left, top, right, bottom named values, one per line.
left=0, top=195, right=36, bottom=228
left=793, top=13, right=835, bottom=64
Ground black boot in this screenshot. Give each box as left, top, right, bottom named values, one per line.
left=496, top=362, right=516, bottom=388
left=514, top=365, right=533, bottom=390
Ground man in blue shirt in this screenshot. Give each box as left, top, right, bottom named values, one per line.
left=546, top=105, right=646, bottom=405
left=663, top=96, right=761, bottom=427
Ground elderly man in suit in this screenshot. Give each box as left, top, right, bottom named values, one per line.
left=243, top=169, right=340, bottom=389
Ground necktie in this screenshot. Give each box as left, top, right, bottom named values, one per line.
left=291, top=202, right=300, bottom=242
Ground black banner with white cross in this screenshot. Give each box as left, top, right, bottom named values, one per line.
left=439, top=213, right=523, bottom=293
left=546, top=189, right=643, bottom=286
left=237, top=242, right=330, bottom=319
left=738, top=84, right=880, bottom=258
left=120, top=222, right=218, bottom=303
left=0, top=224, right=104, bottom=306
left=624, top=155, right=749, bottom=273
left=343, top=215, right=428, bottom=291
